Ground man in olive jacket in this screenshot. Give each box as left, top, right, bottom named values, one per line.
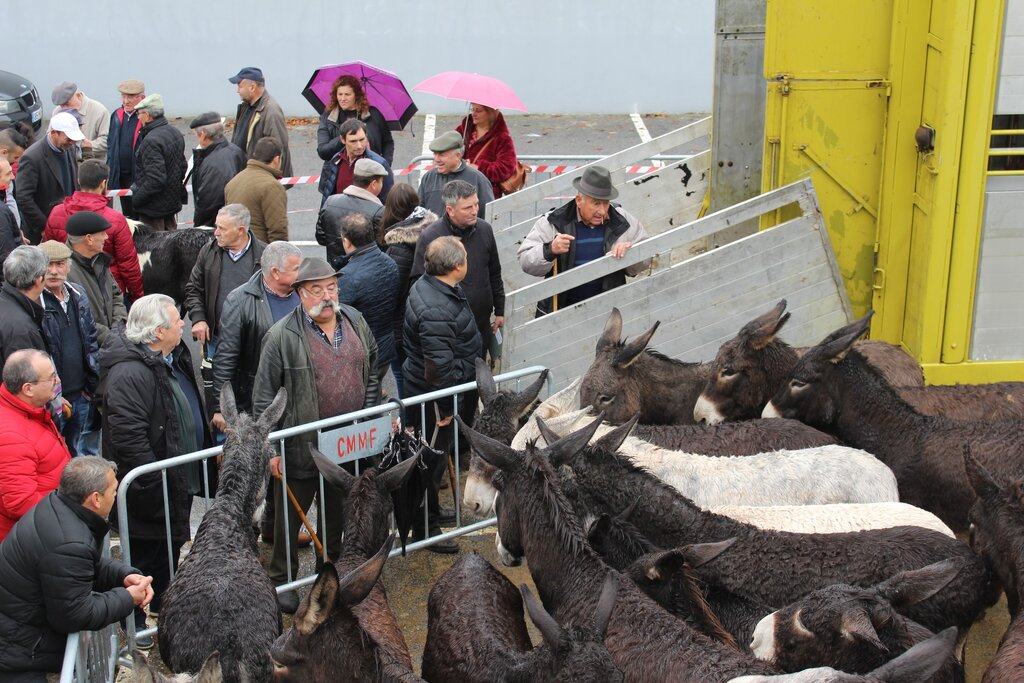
left=223, top=137, right=288, bottom=243
left=252, top=257, right=379, bottom=614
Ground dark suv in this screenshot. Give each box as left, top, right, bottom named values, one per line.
left=0, top=70, right=43, bottom=132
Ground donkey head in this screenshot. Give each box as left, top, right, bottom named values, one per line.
left=580, top=308, right=660, bottom=425
left=218, top=384, right=287, bottom=524
left=133, top=649, right=223, bottom=682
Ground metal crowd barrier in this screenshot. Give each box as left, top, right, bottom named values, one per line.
left=61, top=365, right=551, bottom=681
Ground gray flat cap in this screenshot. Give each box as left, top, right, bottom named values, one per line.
left=51, top=81, right=77, bottom=106
left=353, top=158, right=387, bottom=178
left=428, top=130, right=464, bottom=153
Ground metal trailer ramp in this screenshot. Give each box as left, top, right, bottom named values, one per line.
left=498, top=179, right=853, bottom=391
left=487, top=118, right=712, bottom=293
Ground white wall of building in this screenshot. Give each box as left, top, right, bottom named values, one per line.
left=7, top=1, right=714, bottom=117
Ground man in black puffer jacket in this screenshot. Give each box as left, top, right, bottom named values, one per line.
left=130, top=95, right=186, bottom=231
left=0, top=456, right=152, bottom=679
left=403, top=236, right=481, bottom=554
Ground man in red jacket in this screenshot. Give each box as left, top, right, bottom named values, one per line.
left=43, top=159, right=144, bottom=303
left=0, top=349, right=71, bottom=542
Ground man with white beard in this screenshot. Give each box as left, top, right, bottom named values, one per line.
left=251, top=257, right=380, bottom=614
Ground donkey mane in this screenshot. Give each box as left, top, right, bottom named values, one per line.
left=524, top=439, right=587, bottom=559
left=641, top=346, right=702, bottom=369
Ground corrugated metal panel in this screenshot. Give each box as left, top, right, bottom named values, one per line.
left=971, top=175, right=1024, bottom=359
left=995, top=0, right=1024, bottom=113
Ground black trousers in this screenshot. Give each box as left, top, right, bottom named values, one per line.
left=129, top=536, right=183, bottom=626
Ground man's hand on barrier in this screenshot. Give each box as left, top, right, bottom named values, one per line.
left=192, top=321, right=210, bottom=345
left=436, top=415, right=454, bottom=427
left=608, top=241, right=632, bottom=259
left=124, top=574, right=154, bottom=607
left=270, top=456, right=284, bottom=479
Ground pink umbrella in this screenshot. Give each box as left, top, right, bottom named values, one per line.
left=413, top=71, right=527, bottom=112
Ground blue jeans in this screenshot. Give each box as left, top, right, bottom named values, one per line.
left=59, top=394, right=100, bottom=457
left=205, top=338, right=225, bottom=446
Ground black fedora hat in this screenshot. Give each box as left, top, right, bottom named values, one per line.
left=572, top=165, right=618, bottom=201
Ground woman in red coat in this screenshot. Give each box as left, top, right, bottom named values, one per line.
left=456, top=104, right=519, bottom=199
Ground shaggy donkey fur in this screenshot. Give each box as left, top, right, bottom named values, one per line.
left=133, top=649, right=224, bottom=682
left=158, top=386, right=286, bottom=683
left=268, top=448, right=422, bottom=682
left=422, top=552, right=621, bottom=683
left=130, top=221, right=214, bottom=305
left=728, top=627, right=959, bottom=683
left=707, top=503, right=953, bottom=537
left=457, top=416, right=780, bottom=682
left=763, top=314, right=1024, bottom=533
left=540, top=416, right=997, bottom=635
left=965, top=451, right=1024, bottom=682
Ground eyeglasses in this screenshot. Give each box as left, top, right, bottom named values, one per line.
left=29, top=373, right=59, bottom=385
left=301, top=284, right=338, bottom=298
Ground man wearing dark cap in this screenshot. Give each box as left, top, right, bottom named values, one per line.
left=316, top=157, right=388, bottom=267
left=188, top=112, right=246, bottom=228
left=14, top=112, right=83, bottom=243
left=418, top=130, right=494, bottom=219
left=66, top=211, right=126, bottom=345
left=106, top=79, right=145, bottom=219
left=517, top=164, right=650, bottom=314
left=131, top=95, right=187, bottom=231
left=252, top=256, right=380, bottom=614
left=51, top=81, right=109, bottom=162
left=229, top=67, right=292, bottom=179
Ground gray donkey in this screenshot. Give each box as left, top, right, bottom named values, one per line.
left=158, top=385, right=287, bottom=683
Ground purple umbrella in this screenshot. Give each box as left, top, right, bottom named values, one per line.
left=301, top=61, right=417, bottom=131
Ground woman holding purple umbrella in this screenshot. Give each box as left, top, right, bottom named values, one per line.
left=316, top=75, right=395, bottom=165
left=456, top=103, right=518, bottom=198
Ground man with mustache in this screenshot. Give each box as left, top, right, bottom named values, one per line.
left=252, top=257, right=380, bottom=615
left=38, top=240, right=100, bottom=457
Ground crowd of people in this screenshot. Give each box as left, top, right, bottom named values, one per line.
left=0, top=67, right=651, bottom=680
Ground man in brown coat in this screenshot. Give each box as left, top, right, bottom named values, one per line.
left=223, top=137, right=288, bottom=243
left=228, top=67, right=292, bottom=178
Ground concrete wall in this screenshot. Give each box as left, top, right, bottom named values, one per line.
left=7, top=1, right=714, bottom=118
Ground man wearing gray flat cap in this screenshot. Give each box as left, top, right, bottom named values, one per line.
left=130, top=95, right=186, bottom=231
left=418, top=130, right=494, bottom=219
left=316, top=157, right=388, bottom=267
left=51, top=81, right=109, bottom=162
left=188, top=112, right=246, bottom=227
left=517, top=164, right=650, bottom=314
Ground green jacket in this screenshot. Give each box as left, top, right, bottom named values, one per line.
left=252, top=304, right=380, bottom=479
left=67, top=250, right=127, bottom=347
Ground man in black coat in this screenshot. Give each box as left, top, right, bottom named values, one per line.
left=99, top=294, right=209, bottom=636
left=410, top=179, right=504, bottom=360
left=403, top=236, right=481, bottom=554
left=188, top=112, right=246, bottom=228
left=316, top=157, right=387, bottom=267
left=14, top=113, right=82, bottom=244
left=130, top=95, right=186, bottom=231
left=0, top=246, right=49, bottom=366
left=0, top=456, right=153, bottom=679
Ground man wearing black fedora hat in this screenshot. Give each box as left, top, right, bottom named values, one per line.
left=517, top=165, right=649, bottom=314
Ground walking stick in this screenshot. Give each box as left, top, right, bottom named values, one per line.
left=448, top=453, right=458, bottom=508
left=552, top=260, right=559, bottom=312
left=285, top=482, right=324, bottom=555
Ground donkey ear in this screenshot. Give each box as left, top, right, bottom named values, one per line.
left=535, top=415, right=562, bottom=447
left=521, top=583, right=563, bottom=648
left=259, top=387, right=288, bottom=433
left=597, top=308, right=623, bottom=352
left=614, top=321, right=660, bottom=368
left=876, top=558, right=963, bottom=608
left=841, top=608, right=888, bottom=652
left=196, top=651, right=223, bottom=683
left=616, top=496, right=641, bottom=523
left=544, top=413, right=604, bottom=468
left=594, top=413, right=638, bottom=452
left=132, top=649, right=157, bottom=683
left=295, top=563, right=340, bottom=635
left=739, top=300, right=790, bottom=351
left=512, top=369, right=550, bottom=418
left=456, top=416, right=519, bottom=472
left=588, top=512, right=614, bottom=542
left=964, top=444, right=1001, bottom=499
left=815, top=314, right=874, bottom=364
left=378, top=450, right=420, bottom=492
left=220, top=384, right=239, bottom=426
left=337, top=533, right=394, bottom=607
left=642, top=549, right=686, bottom=581
left=310, top=445, right=356, bottom=496
left=871, top=627, right=958, bottom=682
left=475, top=357, right=497, bottom=403
left=592, top=573, right=619, bottom=638
left=683, top=537, right=738, bottom=568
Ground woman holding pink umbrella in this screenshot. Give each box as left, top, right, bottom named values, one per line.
left=456, top=103, right=519, bottom=199
left=316, top=74, right=395, bottom=165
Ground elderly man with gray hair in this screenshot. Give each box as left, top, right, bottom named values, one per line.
left=100, top=293, right=208, bottom=644
left=0, top=455, right=153, bottom=677
left=0, top=245, right=49, bottom=365
left=418, top=130, right=494, bottom=219
left=188, top=112, right=246, bottom=228
left=130, top=94, right=187, bottom=231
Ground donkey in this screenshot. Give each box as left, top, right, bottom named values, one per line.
left=964, top=451, right=1024, bottom=681
left=762, top=314, right=1024, bottom=532
left=267, top=447, right=421, bottom=682
left=728, top=627, right=959, bottom=683
left=130, top=220, right=214, bottom=304
left=749, top=560, right=965, bottom=682
left=538, top=415, right=997, bottom=635
left=579, top=307, right=712, bottom=425
left=133, top=650, right=224, bottom=682
left=695, top=300, right=1023, bottom=424
left=158, top=385, right=287, bottom=683
left=422, top=552, right=622, bottom=682
left=456, top=415, right=781, bottom=682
